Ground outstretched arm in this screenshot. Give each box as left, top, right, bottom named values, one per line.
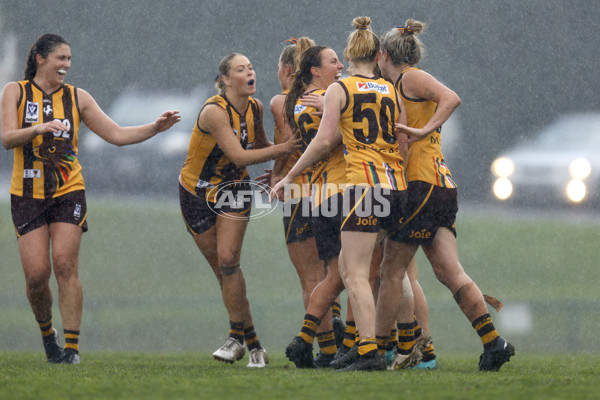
left=200, top=103, right=300, bottom=169
left=78, top=88, right=181, bottom=146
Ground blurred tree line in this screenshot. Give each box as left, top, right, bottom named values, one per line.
left=1, top=0, right=599, bottom=200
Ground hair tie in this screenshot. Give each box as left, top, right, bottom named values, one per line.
left=396, top=25, right=414, bottom=35
left=290, top=70, right=299, bottom=78
left=355, top=26, right=368, bottom=30
left=282, top=37, right=298, bottom=45
left=215, top=74, right=221, bottom=82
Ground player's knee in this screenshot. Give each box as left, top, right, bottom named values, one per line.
left=220, top=263, right=241, bottom=276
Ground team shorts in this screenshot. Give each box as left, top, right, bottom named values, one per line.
left=282, top=197, right=314, bottom=244
left=179, top=182, right=252, bottom=236
left=11, top=190, right=88, bottom=238
left=340, top=185, right=407, bottom=233
left=311, top=193, right=343, bottom=261
left=388, top=181, right=458, bottom=245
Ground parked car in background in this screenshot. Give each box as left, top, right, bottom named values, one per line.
left=79, top=88, right=206, bottom=197
left=490, top=113, right=600, bottom=207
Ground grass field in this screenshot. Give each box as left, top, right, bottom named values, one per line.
left=1, top=195, right=600, bottom=399
left=1, top=352, right=599, bottom=400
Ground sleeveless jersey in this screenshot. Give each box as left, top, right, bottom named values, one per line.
left=293, top=89, right=346, bottom=207
left=397, top=68, right=456, bottom=188
left=10, top=80, right=84, bottom=199
left=179, top=94, right=258, bottom=202
left=337, top=75, right=406, bottom=190
left=274, top=90, right=310, bottom=199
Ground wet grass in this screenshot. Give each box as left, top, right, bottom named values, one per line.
left=1, top=352, right=599, bottom=400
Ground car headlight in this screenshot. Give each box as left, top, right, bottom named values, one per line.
left=493, top=177, right=513, bottom=200
left=569, top=158, right=591, bottom=180
left=491, top=157, right=514, bottom=178
left=566, top=179, right=586, bottom=203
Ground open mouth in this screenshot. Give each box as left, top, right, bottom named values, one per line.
left=248, top=79, right=255, bottom=86
left=58, top=69, right=67, bottom=76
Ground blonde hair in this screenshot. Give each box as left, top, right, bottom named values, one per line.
left=346, top=16, right=379, bottom=63
left=215, top=53, right=241, bottom=93
left=381, top=19, right=427, bottom=66
left=279, top=36, right=315, bottom=72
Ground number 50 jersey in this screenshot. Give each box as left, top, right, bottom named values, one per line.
left=336, top=75, right=406, bottom=191
left=11, top=80, right=84, bottom=199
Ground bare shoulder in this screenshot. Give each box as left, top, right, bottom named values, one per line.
left=270, top=93, right=285, bottom=110
left=198, top=102, right=227, bottom=131
left=1, top=81, right=20, bottom=100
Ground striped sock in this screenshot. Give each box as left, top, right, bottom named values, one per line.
left=229, top=321, right=244, bottom=343
left=376, top=335, right=388, bottom=356
left=387, top=328, right=398, bottom=351
left=472, top=313, right=500, bottom=350
left=358, top=337, right=378, bottom=356
left=37, top=318, right=55, bottom=339
left=64, top=329, right=80, bottom=353
left=298, top=314, right=321, bottom=345
left=332, top=302, right=342, bottom=319
left=396, top=322, right=416, bottom=355
left=342, top=321, right=357, bottom=349
left=244, top=325, right=262, bottom=351
left=316, top=330, right=337, bottom=355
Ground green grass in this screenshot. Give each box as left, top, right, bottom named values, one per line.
left=1, top=352, right=599, bottom=400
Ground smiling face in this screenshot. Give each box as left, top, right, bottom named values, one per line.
left=36, top=43, right=71, bottom=86
left=223, top=54, right=256, bottom=96
left=314, top=48, right=344, bottom=87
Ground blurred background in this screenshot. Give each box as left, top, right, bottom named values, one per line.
left=1, top=1, right=599, bottom=356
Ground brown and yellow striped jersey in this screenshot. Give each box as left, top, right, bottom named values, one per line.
left=397, top=68, right=456, bottom=188
left=179, top=94, right=258, bottom=202
left=10, top=80, right=84, bottom=199
left=337, top=75, right=406, bottom=190
left=293, top=89, right=346, bottom=207
left=273, top=90, right=309, bottom=199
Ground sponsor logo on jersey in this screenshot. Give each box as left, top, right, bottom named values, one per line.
left=25, top=101, right=39, bottom=123
left=23, top=169, right=41, bottom=178
left=356, top=81, right=390, bottom=94
left=294, top=104, right=307, bottom=114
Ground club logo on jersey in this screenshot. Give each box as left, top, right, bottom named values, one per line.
left=25, top=101, right=39, bottom=123
left=356, top=82, right=390, bottom=94
left=294, top=104, right=307, bottom=114
left=23, top=169, right=41, bottom=178
left=43, top=105, right=53, bottom=116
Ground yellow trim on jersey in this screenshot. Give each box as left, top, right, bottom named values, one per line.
left=397, top=68, right=456, bottom=188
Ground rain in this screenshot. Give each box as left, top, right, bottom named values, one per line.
left=1, top=0, right=599, bottom=356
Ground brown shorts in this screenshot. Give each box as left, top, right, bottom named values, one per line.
left=340, top=185, right=407, bottom=233
left=283, top=197, right=314, bottom=244
left=388, top=181, right=458, bottom=245
left=311, top=193, right=343, bottom=261
left=179, top=183, right=251, bottom=236
left=11, top=190, right=88, bottom=238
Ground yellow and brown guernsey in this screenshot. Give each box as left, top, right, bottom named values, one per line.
left=396, top=67, right=456, bottom=188
left=293, top=89, right=346, bottom=207
left=336, top=75, right=406, bottom=190
left=274, top=90, right=310, bottom=200
left=179, top=94, right=259, bottom=203
left=10, top=80, right=83, bottom=199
